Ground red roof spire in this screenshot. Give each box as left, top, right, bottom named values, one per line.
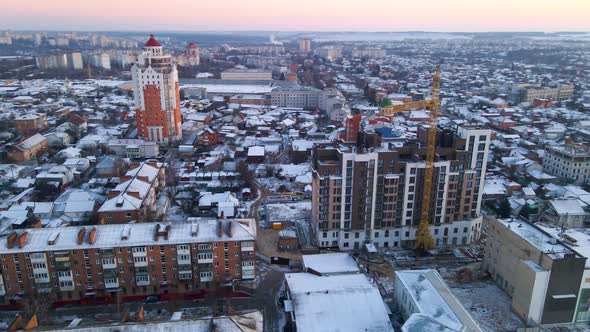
left=144, top=34, right=161, bottom=47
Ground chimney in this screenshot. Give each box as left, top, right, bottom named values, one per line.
left=154, top=224, right=161, bottom=241
left=127, top=191, right=141, bottom=199
left=154, top=224, right=171, bottom=241
left=191, top=223, right=199, bottom=237
left=107, top=191, right=121, bottom=199
left=217, top=220, right=223, bottom=238
left=88, top=227, right=97, bottom=244
left=77, top=228, right=86, bottom=245
left=226, top=221, right=233, bottom=238
left=17, top=232, right=28, bottom=248
left=7, top=232, right=18, bottom=249
left=165, top=225, right=171, bottom=240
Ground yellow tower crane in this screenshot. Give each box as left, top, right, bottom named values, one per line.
left=382, top=65, right=441, bottom=254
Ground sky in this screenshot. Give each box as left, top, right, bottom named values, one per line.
left=1, top=0, right=589, bottom=32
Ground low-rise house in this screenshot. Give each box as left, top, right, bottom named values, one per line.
left=96, top=156, right=126, bottom=178
left=7, top=134, right=48, bottom=162
left=14, top=113, right=48, bottom=137
left=98, top=162, right=165, bottom=223
left=108, top=139, right=159, bottom=159
left=541, top=199, right=587, bottom=228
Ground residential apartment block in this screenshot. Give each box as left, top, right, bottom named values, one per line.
left=270, top=86, right=322, bottom=109
left=132, top=34, right=183, bottom=144
left=311, top=126, right=490, bottom=250
left=543, top=143, right=590, bottom=184
left=0, top=219, right=256, bottom=306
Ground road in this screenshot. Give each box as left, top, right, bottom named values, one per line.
left=4, top=258, right=287, bottom=330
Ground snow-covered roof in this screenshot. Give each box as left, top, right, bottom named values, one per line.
left=285, top=272, right=393, bottom=332
left=303, top=253, right=360, bottom=275
left=549, top=199, right=585, bottom=216
left=0, top=219, right=255, bottom=253
left=396, top=269, right=482, bottom=332
left=247, top=146, right=265, bottom=157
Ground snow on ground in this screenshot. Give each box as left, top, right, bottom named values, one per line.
left=265, top=201, right=311, bottom=221
left=166, top=205, right=189, bottom=223
left=447, top=281, right=523, bottom=332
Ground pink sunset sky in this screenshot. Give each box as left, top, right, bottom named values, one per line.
left=1, top=0, right=589, bottom=32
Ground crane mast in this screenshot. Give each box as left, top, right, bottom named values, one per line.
left=415, top=65, right=440, bottom=254
left=381, top=65, right=441, bottom=254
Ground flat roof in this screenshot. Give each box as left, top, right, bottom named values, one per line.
left=302, top=253, right=360, bottom=274
left=285, top=272, right=393, bottom=332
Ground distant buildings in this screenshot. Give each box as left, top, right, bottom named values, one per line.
left=312, top=126, right=491, bottom=250
left=316, top=46, right=342, bottom=61
left=513, top=83, right=574, bottom=103
left=132, top=34, right=183, bottom=144
left=351, top=48, right=386, bottom=59
left=543, top=143, right=590, bottom=184
left=298, top=39, right=311, bottom=53
left=107, top=139, right=159, bottom=159
left=176, top=42, right=200, bottom=66
left=221, top=69, right=272, bottom=81
left=270, top=86, right=322, bottom=109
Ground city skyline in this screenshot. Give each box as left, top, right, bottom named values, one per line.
left=2, top=0, right=590, bottom=32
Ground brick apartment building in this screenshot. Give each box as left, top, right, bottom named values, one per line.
left=98, top=161, right=165, bottom=223
left=0, top=219, right=256, bottom=307
left=312, top=125, right=491, bottom=250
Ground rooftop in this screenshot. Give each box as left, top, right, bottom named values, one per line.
left=302, top=253, right=360, bottom=275
left=0, top=219, right=256, bottom=254
left=285, top=272, right=393, bottom=332
left=396, top=269, right=482, bottom=332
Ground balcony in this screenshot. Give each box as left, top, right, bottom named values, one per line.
left=197, top=255, right=213, bottom=264
left=101, top=259, right=117, bottom=269
left=241, top=243, right=254, bottom=252
left=105, top=278, right=119, bottom=289
left=135, top=276, right=150, bottom=286
left=241, top=251, right=255, bottom=260
left=55, top=261, right=71, bottom=271
left=133, top=259, right=148, bottom=268
left=30, top=253, right=47, bottom=263
left=34, top=275, right=51, bottom=284
left=178, top=263, right=192, bottom=272
left=242, top=270, right=255, bottom=280
left=178, top=272, right=192, bottom=280
left=59, top=281, right=75, bottom=291
left=177, top=257, right=191, bottom=265
left=199, top=273, right=212, bottom=282
left=36, top=282, right=52, bottom=293
left=103, top=268, right=118, bottom=278
left=177, top=247, right=190, bottom=255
